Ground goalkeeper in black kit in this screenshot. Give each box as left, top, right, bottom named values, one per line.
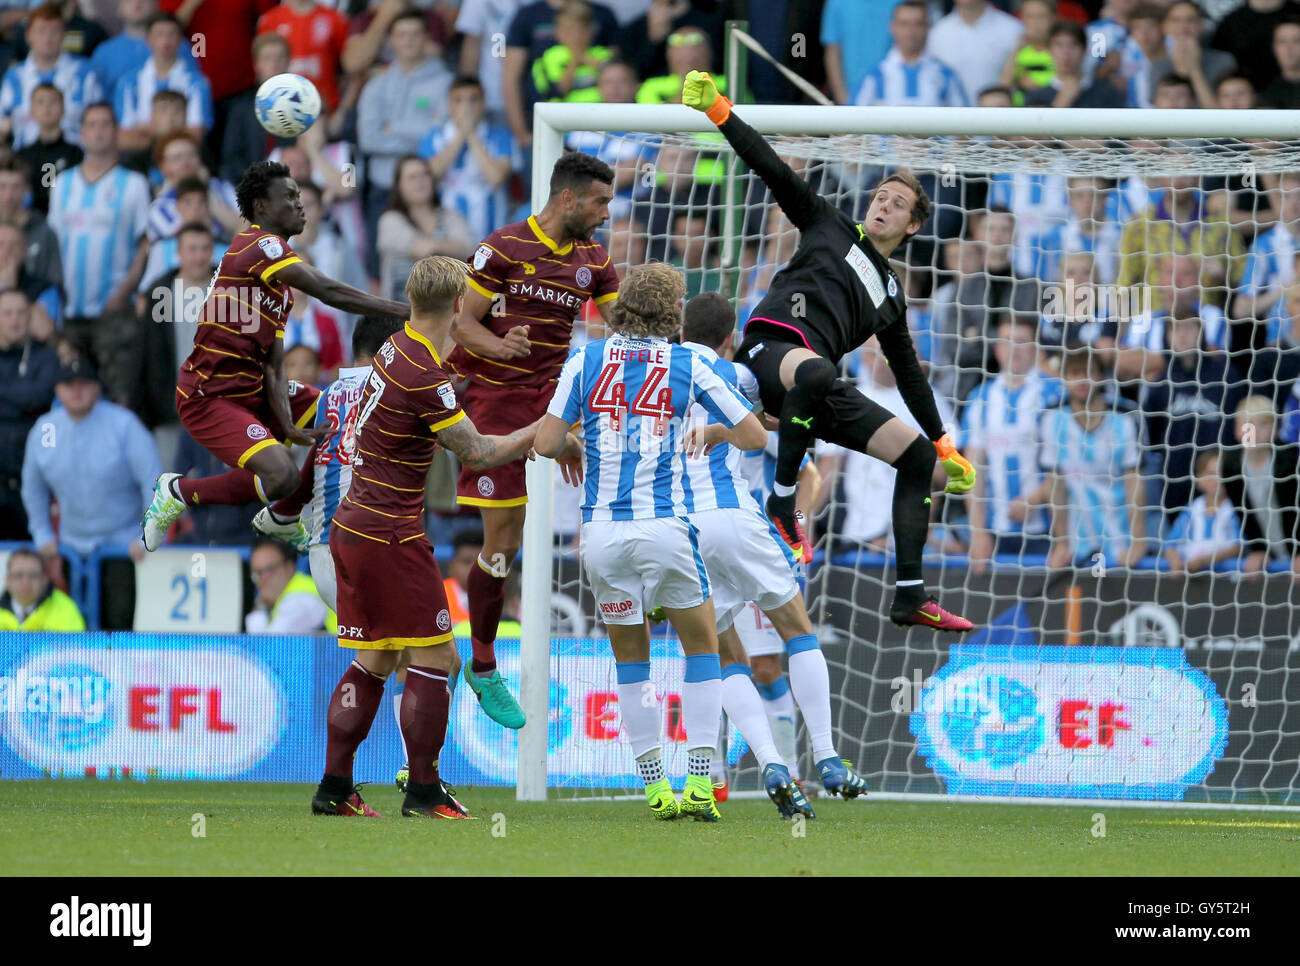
left=683, top=70, right=976, bottom=632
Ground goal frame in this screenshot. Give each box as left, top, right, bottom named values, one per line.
left=516, top=102, right=1300, bottom=803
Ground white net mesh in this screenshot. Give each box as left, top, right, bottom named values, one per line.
left=521, top=126, right=1300, bottom=806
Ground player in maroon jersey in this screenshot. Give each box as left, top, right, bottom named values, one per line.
left=446, top=152, right=619, bottom=728
left=312, top=255, right=580, bottom=819
left=142, top=161, right=409, bottom=551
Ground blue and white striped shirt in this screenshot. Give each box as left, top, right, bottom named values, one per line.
left=1166, top=495, right=1242, bottom=562
left=48, top=164, right=151, bottom=317
left=988, top=172, right=1071, bottom=278
left=0, top=52, right=102, bottom=149
left=680, top=341, right=760, bottom=514
left=549, top=334, right=752, bottom=523
left=1040, top=403, right=1142, bottom=560
left=1087, top=18, right=1128, bottom=68
left=1036, top=213, right=1123, bottom=284
left=1239, top=223, right=1300, bottom=301
left=853, top=47, right=968, bottom=108
left=418, top=119, right=519, bottom=242
left=303, top=365, right=369, bottom=547
left=960, top=371, right=1064, bottom=536
left=1122, top=302, right=1228, bottom=353
left=115, top=56, right=213, bottom=131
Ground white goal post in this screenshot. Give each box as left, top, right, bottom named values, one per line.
left=514, top=102, right=1300, bottom=804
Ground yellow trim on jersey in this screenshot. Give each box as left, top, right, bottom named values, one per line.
left=462, top=346, right=533, bottom=374
left=466, top=276, right=496, bottom=300
left=275, top=329, right=285, bottom=339
left=260, top=255, right=302, bottom=284
left=209, top=292, right=286, bottom=330
left=237, top=437, right=280, bottom=468
left=341, top=495, right=420, bottom=520
left=594, top=291, right=618, bottom=305
left=352, top=471, right=424, bottom=493
left=392, top=341, right=429, bottom=372
left=201, top=344, right=261, bottom=361
left=428, top=409, right=466, bottom=434
left=483, top=242, right=528, bottom=264
left=370, top=424, right=425, bottom=441
left=356, top=446, right=433, bottom=467
left=332, top=520, right=391, bottom=543
left=398, top=531, right=429, bottom=543
left=461, top=370, right=508, bottom=386
left=403, top=322, right=443, bottom=364
left=295, top=395, right=319, bottom=427
left=528, top=215, right=574, bottom=256
left=457, top=494, right=529, bottom=508
left=340, top=631, right=455, bottom=651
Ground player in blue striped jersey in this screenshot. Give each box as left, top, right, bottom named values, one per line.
left=254, top=316, right=404, bottom=606
left=536, top=264, right=766, bottom=822
left=681, top=293, right=866, bottom=811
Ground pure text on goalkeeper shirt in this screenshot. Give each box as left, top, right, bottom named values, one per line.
left=447, top=214, right=620, bottom=389
left=332, top=324, right=466, bottom=543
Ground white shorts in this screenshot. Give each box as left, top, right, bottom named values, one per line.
left=309, top=541, right=337, bottom=613
left=690, top=506, right=799, bottom=634
left=733, top=601, right=786, bottom=657
left=580, top=517, right=710, bottom=626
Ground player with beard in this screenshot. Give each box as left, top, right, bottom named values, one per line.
left=445, top=151, right=620, bottom=727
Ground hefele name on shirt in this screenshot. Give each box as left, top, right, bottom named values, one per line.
left=508, top=280, right=586, bottom=311
left=844, top=245, right=887, bottom=308
left=608, top=345, right=669, bottom=364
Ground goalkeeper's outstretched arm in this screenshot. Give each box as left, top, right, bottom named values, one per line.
left=876, top=320, right=945, bottom=442
left=682, top=70, right=827, bottom=232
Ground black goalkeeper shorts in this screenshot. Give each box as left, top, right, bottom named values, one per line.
left=736, top=325, right=897, bottom=453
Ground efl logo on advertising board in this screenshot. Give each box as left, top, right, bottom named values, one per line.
left=910, top=645, right=1229, bottom=800
left=441, top=639, right=748, bottom=788
left=0, top=643, right=286, bottom=778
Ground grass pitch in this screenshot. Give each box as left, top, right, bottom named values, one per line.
left=1, top=780, right=1296, bottom=876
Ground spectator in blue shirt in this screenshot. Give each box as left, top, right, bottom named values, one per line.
left=114, top=12, right=212, bottom=153
left=0, top=4, right=102, bottom=149
left=1163, top=449, right=1244, bottom=573
left=22, top=353, right=161, bottom=628
left=420, top=75, right=520, bottom=244
left=822, top=0, right=896, bottom=104
left=91, top=0, right=187, bottom=100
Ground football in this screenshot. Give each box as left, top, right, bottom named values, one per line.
left=254, top=72, right=322, bottom=139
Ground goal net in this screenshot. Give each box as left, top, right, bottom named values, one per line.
left=476, top=105, right=1300, bottom=808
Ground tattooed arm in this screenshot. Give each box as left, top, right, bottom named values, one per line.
left=437, top=415, right=541, bottom=470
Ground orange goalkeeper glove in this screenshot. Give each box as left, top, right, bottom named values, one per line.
left=935, top=434, right=975, bottom=494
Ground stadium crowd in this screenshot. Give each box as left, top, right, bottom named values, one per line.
left=0, top=0, right=1298, bottom=630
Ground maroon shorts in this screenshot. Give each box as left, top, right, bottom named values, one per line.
left=455, top=380, right=553, bottom=508
left=330, top=526, right=454, bottom=650
left=175, top=381, right=320, bottom=470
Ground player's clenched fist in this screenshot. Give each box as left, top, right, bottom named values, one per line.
left=496, top=324, right=531, bottom=360
left=683, top=70, right=733, bottom=124
left=682, top=70, right=719, bottom=111
left=934, top=434, right=976, bottom=494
